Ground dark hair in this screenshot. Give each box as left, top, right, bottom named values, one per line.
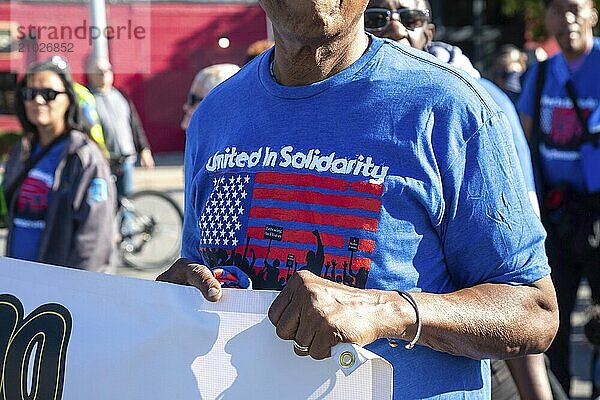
left=15, top=56, right=84, bottom=136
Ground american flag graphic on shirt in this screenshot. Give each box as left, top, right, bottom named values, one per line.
left=199, top=171, right=383, bottom=290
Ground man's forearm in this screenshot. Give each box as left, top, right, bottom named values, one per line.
left=384, top=276, right=558, bottom=360
left=506, top=354, right=553, bottom=400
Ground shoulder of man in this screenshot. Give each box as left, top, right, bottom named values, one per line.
left=380, top=40, right=498, bottom=114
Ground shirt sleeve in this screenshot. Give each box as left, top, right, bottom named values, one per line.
left=441, top=112, right=550, bottom=287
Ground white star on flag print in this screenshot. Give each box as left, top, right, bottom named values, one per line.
left=199, top=175, right=251, bottom=248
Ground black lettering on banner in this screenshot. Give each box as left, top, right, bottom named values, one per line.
left=286, top=254, right=295, bottom=268
left=348, top=237, right=360, bottom=252
left=0, top=294, right=72, bottom=400
left=263, top=225, right=283, bottom=241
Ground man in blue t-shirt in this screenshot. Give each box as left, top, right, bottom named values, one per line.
left=518, top=0, right=600, bottom=394
left=158, top=0, right=559, bottom=398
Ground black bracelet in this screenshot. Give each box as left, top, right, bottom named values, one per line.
left=387, top=290, right=422, bottom=350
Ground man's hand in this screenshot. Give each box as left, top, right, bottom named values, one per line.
left=139, top=148, right=155, bottom=169
left=268, top=270, right=406, bottom=360
left=156, top=258, right=222, bottom=302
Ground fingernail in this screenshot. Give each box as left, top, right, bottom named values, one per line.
left=208, top=287, right=220, bottom=298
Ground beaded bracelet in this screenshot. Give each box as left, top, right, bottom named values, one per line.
left=387, top=290, right=422, bottom=350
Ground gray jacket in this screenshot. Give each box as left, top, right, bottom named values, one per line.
left=3, top=130, right=117, bottom=273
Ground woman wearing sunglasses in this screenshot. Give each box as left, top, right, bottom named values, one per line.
left=2, top=56, right=116, bottom=273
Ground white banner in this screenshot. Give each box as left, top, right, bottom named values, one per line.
left=0, top=258, right=392, bottom=399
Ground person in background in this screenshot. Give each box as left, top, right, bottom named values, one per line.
left=180, top=63, right=240, bottom=131
left=491, top=44, right=529, bottom=105
left=364, top=0, right=540, bottom=215
left=73, top=81, right=109, bottom=158
left=427, top=41, right=482, bottom=79
left=518, top=0, right=600, bottom=395
left=365, top=1, right=559, bottom=399
left=245, top=39, right=274, bottom=64
left=86, top=58, right=155, bottom=198
left=158, top=0, right=559, bottom=398
left=3, top=56, right=116, bottom=273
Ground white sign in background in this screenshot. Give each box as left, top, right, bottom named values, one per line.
left=0, top=258, right=392, bottom=399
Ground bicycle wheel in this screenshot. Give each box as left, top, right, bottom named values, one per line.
left=119, top=190, right=183, bottom=270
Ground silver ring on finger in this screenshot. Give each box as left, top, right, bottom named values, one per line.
left=293, top=340, right=310, bottom=353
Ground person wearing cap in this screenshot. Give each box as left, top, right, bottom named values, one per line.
left=86, top=58, right=155, bottom=198
left=158, top=0, right=558, bottom=398
left=518, top=0, right=600, bottom=394
left=180, top=63, right=240, bottom=131
left=2, top=57, right=116, bottom=273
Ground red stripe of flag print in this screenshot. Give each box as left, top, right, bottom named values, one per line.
left=253, top=187, right=382, bottom=213
left=199, top=171, right=383, bottom=289
left=249, top=207, right=379, bottom=232
left=255, top=171, right=384, bottom=196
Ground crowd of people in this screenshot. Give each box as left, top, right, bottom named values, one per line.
left=2, top=0, right=599, bottom=398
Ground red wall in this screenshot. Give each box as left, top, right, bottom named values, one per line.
left=0, top=2, right=268, bottom=152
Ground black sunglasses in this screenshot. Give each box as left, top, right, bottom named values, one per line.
left=21, top=87, right=66, bottom=103
left=186, top=93, right=204, bottom=106
left=364, top=8, right=430, bottom=31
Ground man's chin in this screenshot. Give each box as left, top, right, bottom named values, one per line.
left=562, top=41, right=587, bottom=58
left=556, top=32, right=585, bottom=54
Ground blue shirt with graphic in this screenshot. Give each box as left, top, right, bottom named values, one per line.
left=11, top=139, right=66, bottom=261
left=183, top=36, right=550, bottom=399
left=518, top=38, right=600, bottom=192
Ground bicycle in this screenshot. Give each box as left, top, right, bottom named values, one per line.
left=116, top=190, right=183, bottom=270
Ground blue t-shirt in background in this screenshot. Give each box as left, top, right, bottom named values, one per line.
left=183, top=36, right=550, bottom=399
left=518, top=38, right=600, bottom=192
left=11, top=139, right=66, bottom=261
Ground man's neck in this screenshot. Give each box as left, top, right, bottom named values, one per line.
left=562, top=36, right=594, bottom=61
left=94, top=85, right=112, bottom=94
left=271, top=28, right=370, bottom=86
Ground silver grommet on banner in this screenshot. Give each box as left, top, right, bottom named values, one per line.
left=339, top=350, right=356, bottom=368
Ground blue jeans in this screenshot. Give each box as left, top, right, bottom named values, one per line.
left=111, top=157, right=135, bottom=198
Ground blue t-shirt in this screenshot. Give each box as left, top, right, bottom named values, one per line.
left=11, top=139, right=67, bottom=261
left=518, top=38, right=600, bottom=192
left=183, top=36, right=549, bottom=399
